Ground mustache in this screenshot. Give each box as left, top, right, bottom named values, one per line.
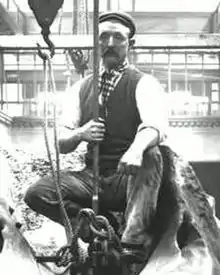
left=103, top=48, right=119, bottom=57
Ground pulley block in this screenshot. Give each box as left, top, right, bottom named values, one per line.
left=28, top=0, right=64, bottom=35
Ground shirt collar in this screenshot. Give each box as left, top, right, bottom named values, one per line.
left=99, top=58, right=129, bottom=76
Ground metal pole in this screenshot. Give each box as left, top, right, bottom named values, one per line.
left=0, top=51, right=4, bottom=111
left=107, top=0, right=111, bottom=11
left=168, top=50, right=172, bottom=94
left=72, top=0, right=78, bottom=34
left=184, top=52, right=188, bottom=93
left=92, top=0, right=100, bottom=215
left=33, top=53, right=37, bottom=116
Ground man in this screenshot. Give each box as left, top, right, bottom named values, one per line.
left=24, top=11, right=168, bottom=263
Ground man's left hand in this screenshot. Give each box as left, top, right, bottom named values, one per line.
left=117, top=149, right=143, bottom=175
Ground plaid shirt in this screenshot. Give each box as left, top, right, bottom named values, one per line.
left=99, top=60, right=128, bottom=118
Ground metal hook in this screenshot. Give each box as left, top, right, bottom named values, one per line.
left=42, top=33, right=55, bottom=58
left=37, top=43, right=50, bottom=61
left=37, top=32, right=55, bottom=61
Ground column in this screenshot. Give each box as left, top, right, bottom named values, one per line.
left=72, top=0, right=78, bottom=34
left=0, top=51, right=4, bottom=111
left=201, top=53, right=207, bottom=116
left=33, top=52, right=37, bottom=116
left=107, top=0, right=111, bottom=10
left=16, top=52, right=22, bottom=116
left=132, top=0, right=135, bottom=11
left=168, top=50, right=172, bottom=94
left=184, top=52, right=188, bottom=92
left=151, top=51, right=154, bottom=76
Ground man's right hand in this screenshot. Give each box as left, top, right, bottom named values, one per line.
left=80, top=118, right=106, bottom=142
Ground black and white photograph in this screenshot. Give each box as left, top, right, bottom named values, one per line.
left=0, top=0, right=220, bottom=274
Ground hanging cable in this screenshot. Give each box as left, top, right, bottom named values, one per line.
left=28, top=0, right=74, bottom=242
left=83, top=0, right=91, bottom=70
left=64, top=50, right=73, bottom=90
left=41, top=56, right=73, bottom=243
left=72, top=0, right=78, bottom=34
left=58, top=6, right=63, bottom=35
left=85, top=0, right=89, bottom=36
left=28, top=0, right=91, bottom=266
left=68, top=0, right=89, bottom=77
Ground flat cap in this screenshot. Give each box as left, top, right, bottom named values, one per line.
left=99, top=11, right=136, bottom=38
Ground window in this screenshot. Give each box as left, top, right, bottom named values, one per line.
left=135, top=52, right=152, bottom=64
left=154, top=53, right=169, bottom=64
left=211, top=82, right=220, bottom=115
left=23, top=83, right=34, bottom=99
left=4, top=52, right=43, bottom=71
left=203, top=54, right=219, bottom=70
left=186, top=53, right=203, bottom=69
left=110, top=0, right=133, bottom=11
left=87, top=0, right=107, bottom=11
left=170, top=53, right=185, bottom=64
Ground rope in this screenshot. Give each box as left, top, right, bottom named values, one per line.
left=64, top=50, right=72, bottom=90
left=37, top=35, right=88, bottom=269
left=72, top=0, right=78, bottom=34
left=58, top=6, right=63, bottom=35
left=46, top=57, right=74, bottom=242
left=77, top=209, right=123, bottom=252
left=35, top=207, right=122, bottom=268
left=69, top=0, right=90, bottom=77
left=72, top=0, right=89, bottom=35
left=78, top=0, right=89, bottom=35
left=39, top=54, right=74, bottom=244
left=55, top=218, right=88, bottom=267
left=30, top=0, right=88, bottom=268
left=80, top=0, right=90, bottom=72
left=54, top=209, right=122, bottom=267
left=85, top=0, right=89, bottom=35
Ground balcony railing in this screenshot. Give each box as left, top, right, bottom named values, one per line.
left=0, top=36, right=220, bottom=125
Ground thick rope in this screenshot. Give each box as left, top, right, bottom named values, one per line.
left=72, top=0, right=78, bottom=34
left=79, top=0, right=89, bottom=35
left=46, top=57, right=74, bottom=242
left=69, top=0, right=90, bottom=77
left=56, top=218, right=88, bottom=267
left=37, top=40, right=87, bottom=269
left=58, top=6, right=63, bottom=35
left=85, top=0, right=89, bottom=35
left=72, top=0, right=89, bottom=35
left=64, top=50, right=72, bottom=90
left=55, top=208, right=122, bottom=267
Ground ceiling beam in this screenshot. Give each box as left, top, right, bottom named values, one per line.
left=1, top=34, right=220, bottom=50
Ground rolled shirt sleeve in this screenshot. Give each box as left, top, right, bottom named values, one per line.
left=135, top=74, right=169, bottom=142
left=58, top=80, right=82, bottom=139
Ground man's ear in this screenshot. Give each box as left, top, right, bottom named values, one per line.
left=129, top=39, right=135, bottom=48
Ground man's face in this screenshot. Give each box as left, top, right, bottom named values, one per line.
left=99, top=20, right=130, bottom=69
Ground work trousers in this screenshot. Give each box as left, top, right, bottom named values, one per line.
left=24, top=146, right=163, bottom=246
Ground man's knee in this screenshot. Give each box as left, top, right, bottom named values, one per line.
left=143, top=146, right=163, bottom=171
left=24, top=178, right=47, bottom=211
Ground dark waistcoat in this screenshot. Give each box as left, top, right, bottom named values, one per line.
left=79, top=66, right=144, bottom=174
